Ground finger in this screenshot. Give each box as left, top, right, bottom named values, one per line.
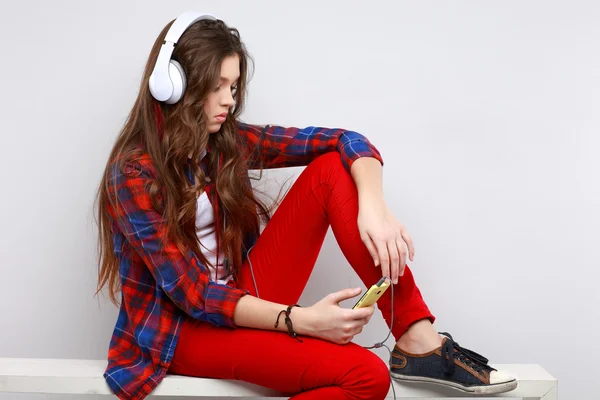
left=361, top=233, right=379, bottom=267
left=387, top=239, right=400, bottom=284
left=347, top=306, right=374, bottom=320
left=345, top=323, right=364, bottom=337
left=329, top=287, right=362, bottom=304
left=340, top=328, right=355, bottom=344
left=403, top=230, right=416, bottom=261
left=397, top=238, right=406, bottom=277
left=373, top=239, right=390, bottom=280
left=338, top=336, right=352, bottom=345
left=396, top=236, right=406, bottom=278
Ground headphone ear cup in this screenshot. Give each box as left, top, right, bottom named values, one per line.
left=166, top=60, right=187, bottom=104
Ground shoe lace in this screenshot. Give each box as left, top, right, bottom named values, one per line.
left=439, top=332, right=496, bottom=375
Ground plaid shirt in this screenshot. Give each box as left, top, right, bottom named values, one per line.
left=103, top=121, right=383, bottom=399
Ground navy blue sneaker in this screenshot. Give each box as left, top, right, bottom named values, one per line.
left=390, top=332, right=517, bottom=394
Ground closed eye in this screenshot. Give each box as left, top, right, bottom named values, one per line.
left=213, top=85, right=239, bottom=97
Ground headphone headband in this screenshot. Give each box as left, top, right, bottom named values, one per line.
left=164, top=11, right=216, bottom=43
left=149, top=11, right=217, bottom=103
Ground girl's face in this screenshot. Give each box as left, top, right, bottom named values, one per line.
left=203, top=54, right=240, bottom=134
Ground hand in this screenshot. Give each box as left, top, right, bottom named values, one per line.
left=357, top=196, right=415, bottom=284
left=300, top=288, right=374, bottom=345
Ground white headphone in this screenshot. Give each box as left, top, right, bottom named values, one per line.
left=148, top=11, right=217, bottom=104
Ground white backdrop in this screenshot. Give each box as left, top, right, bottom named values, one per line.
left=0, top=1, right=598, bottom=399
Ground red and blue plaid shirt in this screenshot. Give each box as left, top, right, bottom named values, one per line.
left=103, top=121, right=383, bottom=399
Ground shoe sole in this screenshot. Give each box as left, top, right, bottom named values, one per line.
left=390, top=372, right=518, bottom=394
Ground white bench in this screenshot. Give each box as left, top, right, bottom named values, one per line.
left=0, top=358, right=557, bottom=399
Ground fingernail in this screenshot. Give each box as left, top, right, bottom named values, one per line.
left=394, top=279, right=398, bottom=284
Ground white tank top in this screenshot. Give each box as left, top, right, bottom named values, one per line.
left=195, top=190, right=232, bottom=284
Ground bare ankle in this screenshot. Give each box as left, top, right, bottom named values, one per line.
left=396, top=319, right=443, bottom=354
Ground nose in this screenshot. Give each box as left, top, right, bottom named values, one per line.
left=221, top=89, right=235, bottom=107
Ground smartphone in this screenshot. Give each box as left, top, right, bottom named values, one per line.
left=352, top=277, right=391, bottom=309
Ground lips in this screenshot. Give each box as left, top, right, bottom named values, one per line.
left=216, top=113, right=228, bottom=118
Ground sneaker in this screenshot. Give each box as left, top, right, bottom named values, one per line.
left=390, top=332, right=518, bottom=394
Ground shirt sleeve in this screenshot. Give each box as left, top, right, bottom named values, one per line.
left=237, top=121, right=384, bottom=172
left=106, top=162, right=248, bottom=328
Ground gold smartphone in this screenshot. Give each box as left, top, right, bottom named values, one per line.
left=352, top=277, right=391, bottom=309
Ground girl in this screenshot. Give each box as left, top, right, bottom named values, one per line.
left=95, top=11, right=517, bottom=400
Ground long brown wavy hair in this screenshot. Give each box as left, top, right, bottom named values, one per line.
left=95, top=17, right=276, bottom=305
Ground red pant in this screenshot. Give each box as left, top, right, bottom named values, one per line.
left=169, top=152, right=435, bottom=399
